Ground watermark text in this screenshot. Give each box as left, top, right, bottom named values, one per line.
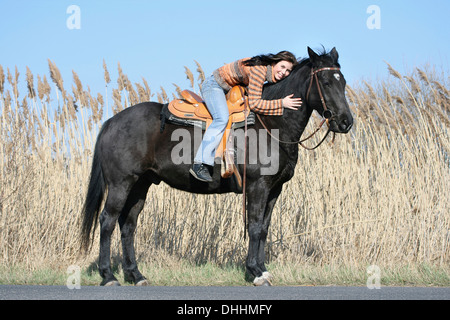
left=366, top=5, right=381, bottom=30
left=66, top=5, right=81, bottom=30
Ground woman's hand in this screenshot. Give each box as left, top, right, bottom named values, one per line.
left=282, top=94, right=302, bottom=110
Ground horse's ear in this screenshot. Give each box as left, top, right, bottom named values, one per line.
left=330, top=47, right=339, bottom=63
left=307, top=47, right=320, bottom=66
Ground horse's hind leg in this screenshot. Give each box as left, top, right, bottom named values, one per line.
left=98, top=184, right=132, bottom=286
left=118, top=177, right=151, bottom=286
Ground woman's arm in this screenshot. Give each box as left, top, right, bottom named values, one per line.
left=247, top=65, right=284, bottom=115
left=247, top=66, right=301, bottom=115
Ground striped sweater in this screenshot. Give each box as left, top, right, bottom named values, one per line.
left=213, top=58, right=283, bottom=116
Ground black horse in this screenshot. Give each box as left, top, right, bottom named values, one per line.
left=81, top=47, right=353, bottom=286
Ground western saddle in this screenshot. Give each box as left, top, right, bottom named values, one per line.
left=167, top=86, right=251, bottom=185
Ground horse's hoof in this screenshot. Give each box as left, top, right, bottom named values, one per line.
left=253, top=276, right=272, bottom=286
left=103, top=280, right=121, bottom=287
left=135, top=279, right=150, bottom=286
left=262, top=271, right=273, bottom=281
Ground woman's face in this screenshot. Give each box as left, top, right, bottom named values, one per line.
left=273, top=60, right=293, bottom=81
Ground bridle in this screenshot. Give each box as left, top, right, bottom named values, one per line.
left=307, top=67, right=341, bottom=120
left=256, top=66, right=341, bottom=150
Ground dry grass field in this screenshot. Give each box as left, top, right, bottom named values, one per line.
left=0, top=60, right=449, bottom=285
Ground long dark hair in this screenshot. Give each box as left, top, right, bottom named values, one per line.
left=243, top=51, right=298, bottom=67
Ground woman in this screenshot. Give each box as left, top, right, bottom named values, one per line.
left=190, top=51, right=303, bottom=182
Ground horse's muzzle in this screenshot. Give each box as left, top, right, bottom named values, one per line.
left=329, top=114, right=353, bottom=133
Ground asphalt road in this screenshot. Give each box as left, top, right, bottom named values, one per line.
left=1, top=285, right=449, bottom=300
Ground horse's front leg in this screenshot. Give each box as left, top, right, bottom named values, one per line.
left=255, top=185, right=282, bottom=285
left=246, top=185, right=282, bottom=286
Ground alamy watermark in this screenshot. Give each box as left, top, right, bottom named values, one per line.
left=366, top=265, right=381, bottom=289
left=67, top=265, right=81, bottom=289
left=66, top=5, right=81, bottom=30
left=366, top=5, right=381, bottom=30
left=171, top=127, right=280, bottom=176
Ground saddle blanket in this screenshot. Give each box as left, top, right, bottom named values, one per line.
left=160, top=104, right=255, bottom=132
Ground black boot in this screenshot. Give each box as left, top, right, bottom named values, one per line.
left=190, top=163, right=213, bottom=182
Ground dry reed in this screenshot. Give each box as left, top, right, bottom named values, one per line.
left=0, top=60, right=448, bottom=279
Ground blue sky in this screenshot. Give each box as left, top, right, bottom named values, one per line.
left=1, top=0, right=449, bottom=102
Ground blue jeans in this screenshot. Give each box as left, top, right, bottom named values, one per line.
left=194, top=75, right=229, bottom=166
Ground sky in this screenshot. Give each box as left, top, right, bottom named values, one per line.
left=0, top=0, right=449, bottom=104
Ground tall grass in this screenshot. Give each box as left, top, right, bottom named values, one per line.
left=0, top=61, right=449, bottom=281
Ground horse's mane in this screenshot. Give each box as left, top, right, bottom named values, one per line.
left=294, top=47, right=341, bottom=73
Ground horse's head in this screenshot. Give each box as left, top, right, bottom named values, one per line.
left=306, top=47, right=353, bottom=133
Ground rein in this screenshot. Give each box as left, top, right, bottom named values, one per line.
left=257, top=67, right=340, bottom=150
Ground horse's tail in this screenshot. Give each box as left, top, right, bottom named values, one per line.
left=80, top=124, right=107, bottom=253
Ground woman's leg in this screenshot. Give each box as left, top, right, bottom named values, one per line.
left=193, top=76, right=229, bottom=166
